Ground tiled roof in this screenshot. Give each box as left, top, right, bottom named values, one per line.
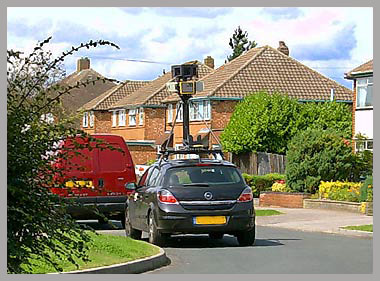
left=163, top=45, right=353, bottom=103
left=81, top=80, right=150, bottom=111
left=110, top=62, right=214, bottom=109
left=345, top=60, right=373, bottom=78
left=59, top=68, right=117, bottom=113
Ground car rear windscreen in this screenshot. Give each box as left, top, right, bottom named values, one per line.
left=163, top=166, right=243, bottom=186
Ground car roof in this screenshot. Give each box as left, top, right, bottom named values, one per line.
left=152, top=158, right=237, bottom=170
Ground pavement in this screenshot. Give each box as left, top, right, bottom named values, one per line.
left=255, top=206, right=373, bottom=238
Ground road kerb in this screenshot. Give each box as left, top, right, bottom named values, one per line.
left=50, top=246, right=170, bottom=274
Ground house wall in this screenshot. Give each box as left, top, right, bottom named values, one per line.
left=144, top=107, right=166, bottom=140
left=355, top=110, right=373, bottom=139
left=94, top=111, right=112, bottom=133
left=167, top=100, right=238, bottom=147
left=128, top=145, right=157, bottom=165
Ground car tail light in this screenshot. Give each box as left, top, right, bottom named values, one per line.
left=237, top=187, right=253, bottom=202
left=158, top=189, right=179, bottom=205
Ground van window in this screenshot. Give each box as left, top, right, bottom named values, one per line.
left=98, top=144, right=125, bottom=172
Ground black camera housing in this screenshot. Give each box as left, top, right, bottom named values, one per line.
left=171, top=64, right=198, bottom=80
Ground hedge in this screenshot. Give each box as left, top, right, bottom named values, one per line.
left=243, top=173, right=286, bottom=197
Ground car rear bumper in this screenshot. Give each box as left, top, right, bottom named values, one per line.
left=65, top=197, right=126, bottom=219
left=155, top=203, right=255, bottom=234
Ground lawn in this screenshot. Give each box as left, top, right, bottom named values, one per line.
left=256, top=209, right=284, bottom=216
left=342, top=224, right=373, bottom=232
left=21, top=231, right=160, bottom=274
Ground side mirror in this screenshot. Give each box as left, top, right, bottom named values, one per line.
left=125, top=182, right=137, bottom=190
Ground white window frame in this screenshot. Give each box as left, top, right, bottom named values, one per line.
left=129, top=109, right=137, bottom=126
left=176, top=102, right=183, bottom=122
left=203, top=100, right=211, bottom=120
left=89, top=111, right=95, bottom=128
left=82, top=112, right=89, bottom=128
left=138, top=107, right=144, bottom=126
left=112, top=111, right=117, bottom=127
left=118, top=109, right=126, bottom=126
left=355, top=139, right=373, bottom=152
left=356, top=77, right=373, bottom=109
left=167, top=104, right=173, bottom=123
left=175, top=144, right=185, bottom=159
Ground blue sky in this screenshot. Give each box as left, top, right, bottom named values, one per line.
left=7, top=7, right=373, bottom=88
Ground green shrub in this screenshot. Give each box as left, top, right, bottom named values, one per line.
left=243, top=173, right=286, bottom=197
left=221, top=92, right=352, bottom=154
left=286, top=129, right=359, bottom=194
left=360, top=175, right=373, bottom=202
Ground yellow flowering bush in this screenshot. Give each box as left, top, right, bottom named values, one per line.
left=318, top=181, right=361, bottom=202
left=271, top=182, right=293, bottom=193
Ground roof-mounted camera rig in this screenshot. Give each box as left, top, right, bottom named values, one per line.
left=165, top=63, right=222, bottom=159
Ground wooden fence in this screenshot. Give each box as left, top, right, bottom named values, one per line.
left=229, top=152, right=287, bottom=175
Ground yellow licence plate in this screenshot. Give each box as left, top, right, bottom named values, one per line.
left=194, top=216, right=226, bottom=225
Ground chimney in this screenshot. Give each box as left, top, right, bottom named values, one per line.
left=204, top=56, right=215, bottom=69
left=77, top=57, right=90, bottom=72
left=277, top=41, right=289, bottom=56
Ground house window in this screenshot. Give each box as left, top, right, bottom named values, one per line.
left=355, top=139, right=373, bottom=152
left=203, top=100, right=211, bottom=120
left=118, top=109, right=126, bottom=126
left=189, top=100, right=211, bottom=121
left=356, top=77, right=373, bottom=108
left=168, top=104, right=173, bottom=123
left=176, top=102, right=183, bottom=122
left=112, top=111, right=117, bottom=127
left=175, top=144, right=185, bottom=159
left=89, top=111, right=94, bottom=128
left=82, top=112, right=89, bottom=128
left=129, top=109, right=136, bottom=126
left=138, top=107, right=144, bottom=126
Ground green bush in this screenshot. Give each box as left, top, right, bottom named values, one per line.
left=243, top=173, right=286, bottom=197
left=286, top=129, right=359, bottom=194
left=360, top=175, right=373, bottom=202
left=221, top=91, right=352, bottom=154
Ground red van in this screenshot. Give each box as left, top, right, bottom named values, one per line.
left=51, top=134, right=136, bottom=226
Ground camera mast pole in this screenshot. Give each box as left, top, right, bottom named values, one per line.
left=180, top=94, right=191, bottom=147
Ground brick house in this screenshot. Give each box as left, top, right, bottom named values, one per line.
left=344, top=60, right=373, bottom=151
left=57, top=57, right=117, bottom=127
left=163, top=42, right=354, bottom=154
left=81, top=61, right=214, bottom=164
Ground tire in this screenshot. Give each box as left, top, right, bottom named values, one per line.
left=209, top=233, right=224, bottom=239
left=125, top=208, right=142, bottom=240
left=148, top=211, right=166, bottom=246
left=236, top=227, right=256, bottom=246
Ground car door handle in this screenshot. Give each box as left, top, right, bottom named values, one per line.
left=117, top=177, right=124, bottom=181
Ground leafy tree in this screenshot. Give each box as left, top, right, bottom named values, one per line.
left=285, top=128, right=359, bottom=194
left=7, top=37, right=119, bottom=273
left=221, top=91, right=352, bottom=154
left=226, top=26, right=257, bottom=62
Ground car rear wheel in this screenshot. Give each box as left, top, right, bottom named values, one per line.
left=148, top=211, right=166, bottom=246
left=125, top=208, right=142, bottom=240
left=209, top=233, right=224, bottom=239
left=236, top=227, right=255, bottom=246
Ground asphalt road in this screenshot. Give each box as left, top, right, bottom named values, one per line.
left=92, top=221, right=373, bottom=274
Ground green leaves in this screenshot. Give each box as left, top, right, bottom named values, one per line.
left=227, top=26, right=257, bottom=62
left=285, top=129, right=359, bottom=193
left=7, top=37, right=119, bottom=273
left=221, top=91, right=352, bottom=155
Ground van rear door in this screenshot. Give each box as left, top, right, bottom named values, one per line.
left=95, top=137, right=136, bottom=206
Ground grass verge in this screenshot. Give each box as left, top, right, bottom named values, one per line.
left=21, top=231, right=160, bottom=274
left=342, top=224, right=373, bottom=232
left=256, top=209, right=284, bottom=216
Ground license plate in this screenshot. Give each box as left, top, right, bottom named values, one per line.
left=194, top=216, right=226, bottom=225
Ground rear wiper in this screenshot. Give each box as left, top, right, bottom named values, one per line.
left=183, top=183, right=210, bottom=187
